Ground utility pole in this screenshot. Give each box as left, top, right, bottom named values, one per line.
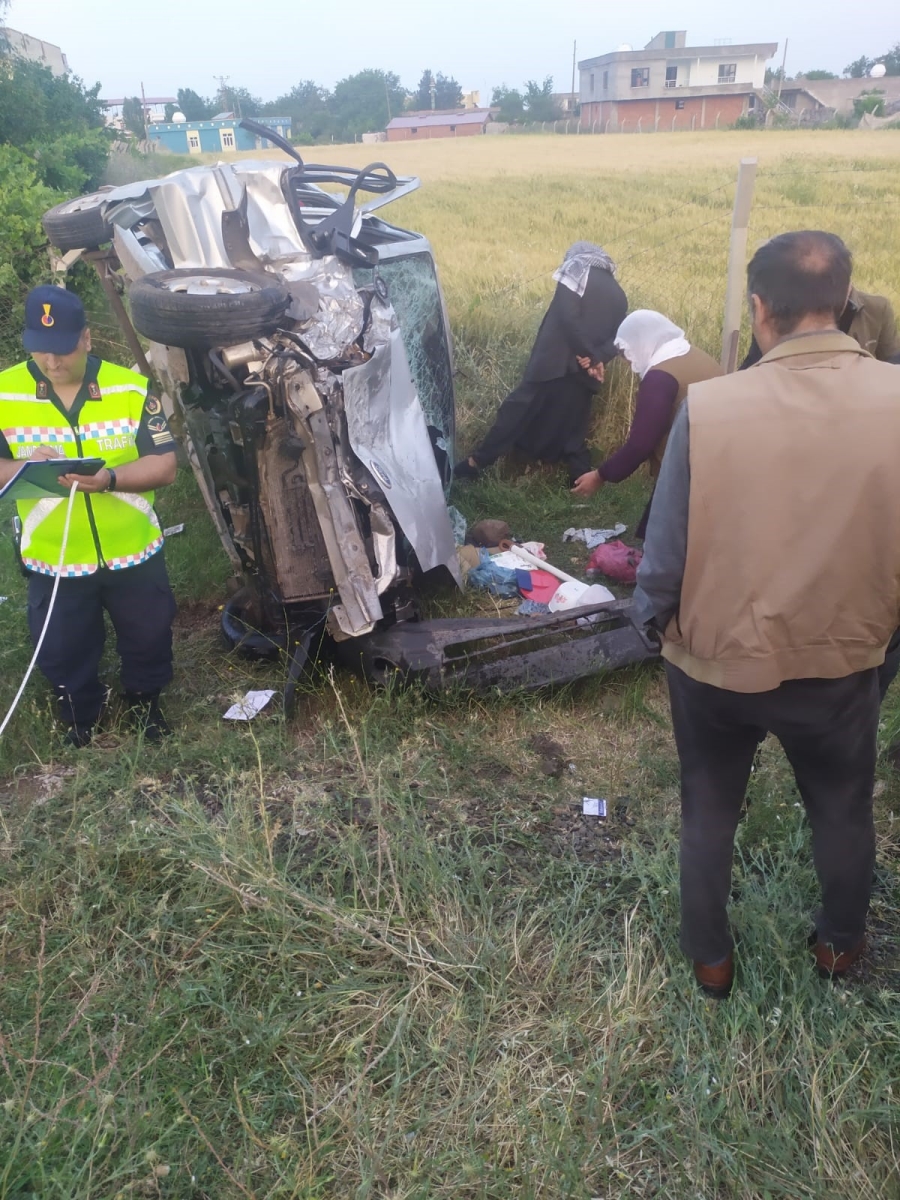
left=140, top=80, right=147, bottom=128
left=384, top=72, right=392, bottom=122
left=571, top=40, right=577, bottom=106
left=430, top=74, right=436, bottom=110
left=213, top=75, right=231, bottom=114
left=777, top=38, right=788, bottom=100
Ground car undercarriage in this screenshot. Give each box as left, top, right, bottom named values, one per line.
left=42, top=119, right=656, bottom=706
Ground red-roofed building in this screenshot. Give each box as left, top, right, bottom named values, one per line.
left=386, top=110, right=492, bottom=141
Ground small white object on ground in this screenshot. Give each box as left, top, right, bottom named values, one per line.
left=163, top=523, right=185, bottom=537
left=563, top=525, right=627, bottom=549
left=582, top=797, right=608, bottom=817
left=0, top=596, right=7, bottom=604
left=548, top=580, right=615, bottom=612
left=223, top=689, right=276, bottom=720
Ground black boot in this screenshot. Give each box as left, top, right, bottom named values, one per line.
left=64, top=723, right=95, bottom=749
left=453, top=457, right=481, bottom=481
left=123, top=691, right=172, bottom=742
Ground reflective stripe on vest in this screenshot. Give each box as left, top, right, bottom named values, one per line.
left=0, top=359, right=164, bottom=574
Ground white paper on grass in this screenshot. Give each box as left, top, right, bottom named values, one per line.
left=582, top=797, right=608, bottom=817
left=563, top=525, right=627, bottom=549
left=163, top=523, right=185, bottom=537
left=223, top=690, right=276, bottom=720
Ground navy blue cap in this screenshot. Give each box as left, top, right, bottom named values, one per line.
left=23, top=286, right=86, bottom=354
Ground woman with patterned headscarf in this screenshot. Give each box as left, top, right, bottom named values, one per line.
left=454, top=242, right=627, bottom=486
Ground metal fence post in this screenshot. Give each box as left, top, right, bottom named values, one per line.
left=721, top=157, right=758, bottom=372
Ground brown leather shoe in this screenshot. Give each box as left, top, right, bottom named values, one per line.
left=693, top=953, right=733, bottom=999
left=813, top=937, right=865, bottom=979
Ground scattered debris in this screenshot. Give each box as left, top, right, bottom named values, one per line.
left=529, top=732, right=567, bottom=777
left=223, top=689, right=276, bottom=720
left=467, top=518, right=512, bottom=548
left=563, top=525, right=627, bottom=549
left=163, top=523, right=185, bottom=537
left=549, top=581, right=614, bottom=613
left=582, top=797, right=608, bottom=818
left=587, top=540, right=643, bottom=585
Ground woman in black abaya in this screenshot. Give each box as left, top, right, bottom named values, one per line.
left=454, top=242, right=627, bottom=485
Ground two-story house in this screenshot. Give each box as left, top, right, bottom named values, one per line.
left=579, top=31, right=778, bottom=132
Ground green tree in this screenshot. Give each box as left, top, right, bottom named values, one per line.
left=0, top=57, right=110, bottom=192
left=844, top=55, right=875, bottom=78
left=845, top=43, right=900, bottom=77
left=219, top=86, right=262, bottom=117
left=413, top=69, right=462, bottom=110
left=176, top=88, right=213, bottom=120
left=803, top=69, right=838, bottom=80
left=263, top=81, right=333, bottom=142
left=853, top=89, right=886, bottom=117
left=164, top=102, right=178, bottom=121
left=330, top=69, right=406, bottom=140
left=524, top=76, right=559, bottom=122
left=0, top=146, right=57, bottom=362
left=491, top=84, right=525, bottom=123
left=122, top=96, right=145, bottom=139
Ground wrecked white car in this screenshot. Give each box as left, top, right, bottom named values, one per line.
left=43, top=120, right=654, bottom=706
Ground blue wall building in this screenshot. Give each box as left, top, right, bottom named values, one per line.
left=147, top=114, right=291, bottom=156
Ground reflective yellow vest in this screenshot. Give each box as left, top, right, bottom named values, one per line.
left=0, top=358, right=164, bottom=576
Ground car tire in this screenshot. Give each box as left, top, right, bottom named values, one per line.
left=42, top=193, right=113, bottom=252
left=129, top=268, right=291, bottom=348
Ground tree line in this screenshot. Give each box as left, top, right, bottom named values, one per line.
left=120, top=69, right=565, bottom=144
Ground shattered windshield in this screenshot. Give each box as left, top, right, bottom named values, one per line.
left=356, top=253, right=455, bottom=467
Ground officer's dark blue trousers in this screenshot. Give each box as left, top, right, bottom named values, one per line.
left=27, top=550, right=176, bottom=726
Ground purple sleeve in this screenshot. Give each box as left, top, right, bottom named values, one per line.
left=599, top=369, right=681, bottom=483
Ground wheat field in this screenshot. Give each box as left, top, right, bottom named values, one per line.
left=1, top=131, right=899, bottom=1198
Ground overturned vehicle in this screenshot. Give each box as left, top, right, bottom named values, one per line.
left=43, top=120, right=655, bottom=704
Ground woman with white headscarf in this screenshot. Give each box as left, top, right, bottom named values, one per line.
left=571, top=309, right=722, bottom=537
left=454, top=242, right=627, bottom=485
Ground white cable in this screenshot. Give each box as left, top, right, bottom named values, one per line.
left=0, top=480, right=80, bottom=740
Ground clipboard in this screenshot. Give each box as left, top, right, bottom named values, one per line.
left=0, top=458, right=105, bottom=502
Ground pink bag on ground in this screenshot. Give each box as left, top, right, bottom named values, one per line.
left=586, top=540, right=643, bottom=585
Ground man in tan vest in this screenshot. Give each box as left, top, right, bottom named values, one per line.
left=633, top=231, right=900, bottom=999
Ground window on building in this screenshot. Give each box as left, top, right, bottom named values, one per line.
left=411, top=127, right=418, bottom=135
left=221, top=131, right=235, bottom=149
left=665, top=66, right=678, bottom=88
left=664, top=31, right=676, bottom=49
left=590, top=73, right=595, bottom=94
left=450, top=125, right=456, bottom=132
left=748, top=94, right=757, bottom=110
left=188, top=134, right=200, bottom=150
left=603, top=70, right=608, bottom=90
left=675, top=99, right=685, bottom=110
left=631, top=68, right=650, bottom=88
left=718, top=63, right=737, bottom=83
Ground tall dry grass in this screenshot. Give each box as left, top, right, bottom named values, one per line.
left=237, top=129, right=900, bottom=452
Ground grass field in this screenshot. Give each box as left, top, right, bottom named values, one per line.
left=1, top=130, right=900, bottom=1198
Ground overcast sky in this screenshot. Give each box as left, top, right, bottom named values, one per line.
left=7, top=0, right=895, bottom=103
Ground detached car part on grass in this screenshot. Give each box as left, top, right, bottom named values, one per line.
left=42, top=120, right=656, bottom=705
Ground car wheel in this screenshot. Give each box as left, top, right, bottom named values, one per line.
left=129, top=268, right=291, bottom=348
left=42, top=193, right=113, bottom=252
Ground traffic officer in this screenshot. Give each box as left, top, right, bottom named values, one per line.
left=0, top=285, right=178, bottom=746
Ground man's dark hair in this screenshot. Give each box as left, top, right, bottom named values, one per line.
left=747, top=231, right=852, bottom=336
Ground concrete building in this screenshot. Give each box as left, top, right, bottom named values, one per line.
left=579, top=30, right=777, bottom=132
left=780, top=76, right=900, bottom=119
left=386, top=110, right=492, bottom=141
left=3, top=27, right=68, bottom=76
left=102, top=98, right=178, bottom=132
left=147, top=114, right=291, bottom=155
